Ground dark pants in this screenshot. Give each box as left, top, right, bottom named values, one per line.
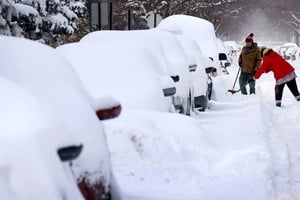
left=239, top=72, right=255, bottom=95
left=275, top=78, right=300, bottom=107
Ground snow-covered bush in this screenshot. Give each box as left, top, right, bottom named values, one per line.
left=0, top=0, right=87, bottom=44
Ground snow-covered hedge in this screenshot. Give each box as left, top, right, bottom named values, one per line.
left=0, top=0, right=87, bottom=43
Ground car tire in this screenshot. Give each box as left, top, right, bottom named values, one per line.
left=194, top=95, right=207, bottom=112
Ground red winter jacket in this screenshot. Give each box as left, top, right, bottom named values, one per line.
left=254, top=50, right=294, bottom=81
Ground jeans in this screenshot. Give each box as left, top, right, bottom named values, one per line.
left=239, top=72, right=255, bottom=95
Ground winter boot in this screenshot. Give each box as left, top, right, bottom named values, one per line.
left=276, top=101, right=281, bottom=107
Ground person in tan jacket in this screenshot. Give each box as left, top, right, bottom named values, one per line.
left=238, top=33, right=262, bottom=95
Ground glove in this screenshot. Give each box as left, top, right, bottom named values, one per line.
left=248, top=77, right=255, bottom=83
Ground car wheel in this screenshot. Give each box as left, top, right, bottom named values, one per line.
left=207, top=82, right=213, bottom=100
left=175, top=104, right=184, bottom=113
left=186, top=90, right=193, bottom=116
left=194, top=95, right=207, bottom=112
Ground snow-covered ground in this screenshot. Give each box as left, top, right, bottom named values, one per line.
left=104, top=55, right=300, bottom=200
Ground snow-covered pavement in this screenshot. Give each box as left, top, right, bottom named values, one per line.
left=104, top=60, right=300, bottom=200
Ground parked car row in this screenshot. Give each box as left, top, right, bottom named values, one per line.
left=58, top=29, right=216, bottom=114
left=61, top=15, right=224, bottom=114
left=277, top=42, right=300, bottom=61
left=0, top=14, right=226, bottom=199
left=0, top=36, right=121, bottom=199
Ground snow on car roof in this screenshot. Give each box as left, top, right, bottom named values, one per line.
left=80, top=29, right=190, bottom=74
left=157, top=14, right=219, bottom=61
left=80, top=30, right=169, bottom=74
left=57, top=40, right=171, bottom=112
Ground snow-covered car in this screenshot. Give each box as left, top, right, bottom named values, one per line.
left=156, top=14, right=226, bottom=74
left=175, top=35, right=216, bottom=110
left=0, top=36, right=121, bottom=199
left=79, top=29, right=204, bottom=114
left=278, top=43, right=300, bottom=61
left=216, top=38, right=231, bottom=74
left=56, top=39, right=176, bottom=113
left=141, top=29, right=194, bottom=114
left=0, top=77, right=84, bottom=199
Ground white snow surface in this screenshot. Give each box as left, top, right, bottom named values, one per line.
left=103, top=53, right=300, bottom=200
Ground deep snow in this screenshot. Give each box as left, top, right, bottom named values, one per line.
left=104, top=54, right=300, bottom=200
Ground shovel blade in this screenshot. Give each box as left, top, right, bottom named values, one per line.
left=227, top=89, right=238, bottom=94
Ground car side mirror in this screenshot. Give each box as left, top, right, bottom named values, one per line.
left=159, top=76, right=177, bottom=97
left=94, top=97, right=122, bottom=120
left=170, top=75, right=180, bottom=83
left=205, top=66, right=217, bottom=74
left=224, top=62, right=231, bottom=67
left=163, top=87, right=176, bottom=97
left=58, top=145, right=83, bottom=162
left=219, top=53, right=227, bottom=61
left=188, top=64, right=197, bottom=72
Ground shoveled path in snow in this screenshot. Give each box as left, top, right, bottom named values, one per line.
left=104, top=63, right=300, bottom=200
left=105, top=83, right=298, bottom=200
left=201, top=73, right=296, bottom=200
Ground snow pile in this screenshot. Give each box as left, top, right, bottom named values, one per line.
left=104, top=96, right=273, bottom=199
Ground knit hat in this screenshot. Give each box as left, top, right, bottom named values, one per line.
left=260, top=47, right=271, bottom=57
left=245, top=33, right=254, bottom=43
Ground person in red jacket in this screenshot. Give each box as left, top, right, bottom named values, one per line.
left=254, top=47, right=300, bottom=107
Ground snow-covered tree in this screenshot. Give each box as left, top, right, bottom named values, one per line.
left=0, top=0, right=87, bottom=45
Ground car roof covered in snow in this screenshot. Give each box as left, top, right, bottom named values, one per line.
left=57, top=40, right=171, bottom=112
left=156, top=14, right=219, bottom=61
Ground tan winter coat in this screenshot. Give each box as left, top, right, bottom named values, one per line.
left=238, top=43, right=262, bottom=73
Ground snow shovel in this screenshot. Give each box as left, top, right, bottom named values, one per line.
left=228, top=78, right=255, bottom=94
left=227, top=68, right=240, bottom=93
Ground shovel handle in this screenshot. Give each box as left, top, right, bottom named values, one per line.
left=232, top=68, right=241, bottom=89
